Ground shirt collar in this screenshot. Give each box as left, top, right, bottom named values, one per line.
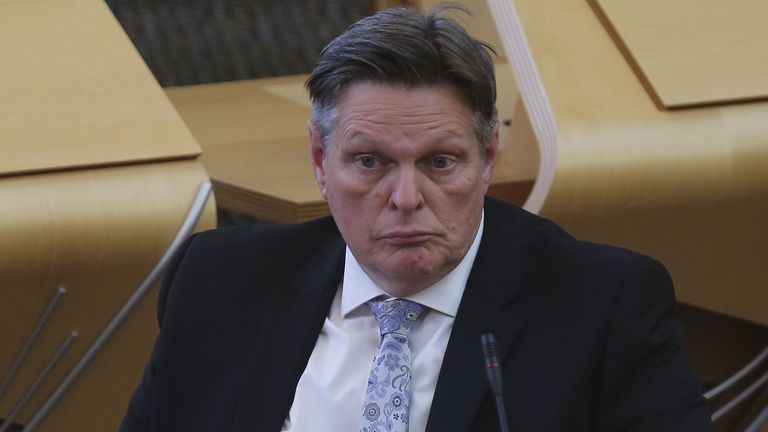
left=341, top=212, right=484, bottom=318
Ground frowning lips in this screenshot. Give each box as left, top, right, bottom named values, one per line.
left=378, top=230, right=438, bottom=245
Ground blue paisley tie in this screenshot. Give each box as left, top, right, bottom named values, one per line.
left=359, top=297, right=426, bottom=432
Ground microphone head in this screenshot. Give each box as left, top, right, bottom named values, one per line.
left=480, top=332, right=500, bottom=365
left=480, top=332, right=508, bottom=429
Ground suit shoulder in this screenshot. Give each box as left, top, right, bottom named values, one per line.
left=186, top=216, right=339, bottom=260
left=156, top=216, right=341, bottom=324
left=164, top=216, right=341, bottom=290
left=484, top=197, right=663, bottom=274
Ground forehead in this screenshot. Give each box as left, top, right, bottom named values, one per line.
left=332, top=82, right=475, bottom=141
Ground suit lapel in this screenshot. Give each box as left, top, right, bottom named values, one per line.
left=229, top=237, right=345, bottom=432
left=426, top=204, right=529, bottom=432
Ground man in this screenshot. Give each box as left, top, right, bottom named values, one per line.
left=122, top=6, right=713, bottom=431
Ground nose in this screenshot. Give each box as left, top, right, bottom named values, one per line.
left=389, top=165, right=424, bottom=212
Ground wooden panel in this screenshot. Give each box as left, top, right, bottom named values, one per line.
left=166, top=75, right=318, bottom=222
left=203, top=136, right=328, bottom=223
left=420, top=0, right=506, bottom=61
left=489, top=0, right=768, bottom=325
left=1, top=1, right=216, bottom=429
left=589, top=0, right=768, bottom=109
left=0, top=160, right=216, bottom=431
left=370, top=0, right=416, bottom=11
left=0, top=0, right=201, bottom=177
left=165, top=75, right=312, bottom=148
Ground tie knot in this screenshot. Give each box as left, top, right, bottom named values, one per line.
left=367, top=297, right=426, bottom=337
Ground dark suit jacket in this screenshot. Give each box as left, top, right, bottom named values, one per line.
left=121, top=198, right=713, bottom=431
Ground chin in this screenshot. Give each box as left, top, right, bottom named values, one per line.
left=385, top=249, right=439, bottom=272
left=383, top=259, right=449, bottom=285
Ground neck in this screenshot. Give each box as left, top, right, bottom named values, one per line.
left=364, top=265, right=455, bottom=298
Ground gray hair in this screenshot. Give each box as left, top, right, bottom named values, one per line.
left=305, top=4, right=498, bottom=152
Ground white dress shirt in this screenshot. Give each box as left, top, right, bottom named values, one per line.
left=282, top=215, right=484, bottom=432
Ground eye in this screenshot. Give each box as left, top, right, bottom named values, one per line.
left=356, top=155, right=379, bottom=169
left=430, top=156, right=455, bottom=169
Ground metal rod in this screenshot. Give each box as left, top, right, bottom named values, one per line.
left=711, top=368, right=768, bottom=422
left=0, top=287, right=66, bottom=403
left=0, top=331, right=78, bottom=432
left=705, top=344, right=768, bottom=400
left=22, top=181, right=212, bottom=432
left=743, top=403, right=768, bottom=432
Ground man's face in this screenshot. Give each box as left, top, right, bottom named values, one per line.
left=310, top=82, right=498, bottom=296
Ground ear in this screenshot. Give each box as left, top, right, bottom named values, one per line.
left=482, top=124, right=500, bottom=185
left=308, top=119, right=328, bottom=199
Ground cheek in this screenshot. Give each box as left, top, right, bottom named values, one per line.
left=330, top=168, right=379, bottom=195
left=326, top=186, right=376, bottom=237
left=435, top=173, right=486, bottom=202
left=430, top=179, right=486, bottom=225
left=330, top=174, right=394, bottom=216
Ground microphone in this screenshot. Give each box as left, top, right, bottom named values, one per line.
left=481, top=333, right=510, bottom=432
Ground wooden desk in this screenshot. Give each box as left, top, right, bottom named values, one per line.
left=166, top=64, right=537, bottom=223
left=0, top=0, right=215, bottom=430
left=589, top=0, right=768, bottom=109
left=0, top=0, right=201, bottom=176
left=489, top=0, right=768, bottom=326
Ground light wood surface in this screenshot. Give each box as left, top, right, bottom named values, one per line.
left=370, top=0, right=415, bottom=10
left=166, top=63, right=537, bottom=223
left=420, top=0, right=507, bottom=62
left=164, top=76, right=312, bottom=150
left=589, top=0, right=768, bottom=109
left=0, top=161, right=216, bottom=430
left=0, top=0, right=201, bottom=177
left=0, top=0, right=216, bottom=430
left=489, top=0, right=768, bottom=325
left=166, top=75, right=322, bottom=222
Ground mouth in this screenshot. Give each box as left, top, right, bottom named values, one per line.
left=380, top=231, right=434, bottom=246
